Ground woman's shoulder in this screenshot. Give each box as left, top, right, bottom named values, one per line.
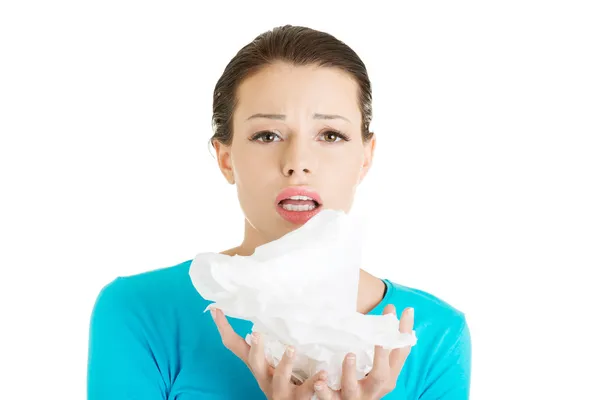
left=90, top=258, right=207, bottom=319
left=97, top=258, right=193, bottom=294
left=383, top=280, right=472, bottom=396
left=384, top=279, right=466, bottom=323
left=382, top=279, right=470, bottom=354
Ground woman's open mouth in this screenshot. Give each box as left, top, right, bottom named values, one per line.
left=279, top=196, right=320, bottom=211
left=275, top=189, right=323, bottom=224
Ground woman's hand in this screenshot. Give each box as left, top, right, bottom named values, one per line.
left=312, top=305, right=414, bottom=400
left=211, top=308, right=327, bottom=399
left=211, top=304, right=413, bottom=400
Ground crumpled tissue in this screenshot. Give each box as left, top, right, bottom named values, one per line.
left=189, top=209, right=417, bottom=391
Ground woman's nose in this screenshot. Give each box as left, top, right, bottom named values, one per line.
left=281, top=139, right=317, bottom=177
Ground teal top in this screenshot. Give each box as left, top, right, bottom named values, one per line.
left=87, top=259, right=471, bottom=399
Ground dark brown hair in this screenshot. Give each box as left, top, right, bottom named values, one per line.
left=210, top=25, right=373, bottom=147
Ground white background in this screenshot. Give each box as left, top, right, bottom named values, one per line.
left=1, top=1, right=599, bottom=398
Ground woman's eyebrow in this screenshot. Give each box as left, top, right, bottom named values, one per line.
left=246, top=113, right=286, bottom=121
left=313, top=113, right=350, bottom=122
left=245, top=113, right=350, bottom=122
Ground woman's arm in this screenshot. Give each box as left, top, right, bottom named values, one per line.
left=87, top=278, right=168, bottom=400
left=419, top=316, right=472, bottom=399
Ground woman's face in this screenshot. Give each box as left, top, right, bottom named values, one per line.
left=214, top=61, right=375, bottom=244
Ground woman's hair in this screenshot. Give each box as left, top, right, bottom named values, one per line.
left=210, top=25, right=373, bottom=147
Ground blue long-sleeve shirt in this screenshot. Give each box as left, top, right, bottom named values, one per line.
left=87, top=259, right=471, bottom=399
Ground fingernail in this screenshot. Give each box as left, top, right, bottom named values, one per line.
left=251, top=332, right=259, bottom=344
left=408, top=307, right=414, bottom=317
left=347, top=353, right=356, bottom=365
left=286, top=346, right=295, bottom=357
left=314, top=383, right=323, bottom=391
left=209, top=309, right=216, bottom=320
left=319, top=371, right=328, bottom=380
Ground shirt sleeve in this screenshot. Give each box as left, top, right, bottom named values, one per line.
left=419, top=316, right=472, bottom=399
left=87, top=278, right=168, bottom=400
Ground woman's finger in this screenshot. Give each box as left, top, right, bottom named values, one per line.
left=247, top=332, right=269, bottom=385
left=362, top=304, right=395, bottom=396
left=362, top=345, right=391, bottom=397
left=341, top=352, right=359, bottom=398
left=390, top=307, right=414, bottom=378
left=313, top=379, right=338, bottom=400
left=271, top=345, right=296, bottom=394
left=210, top=308, right=250, bottom=363
left=295, top=370, right=328, bottom=399
left=383, top=304, right=396, bottom=317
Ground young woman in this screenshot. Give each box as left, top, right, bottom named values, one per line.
left=87, top=25, right=472, bottom=400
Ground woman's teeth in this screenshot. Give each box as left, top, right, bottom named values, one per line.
left=281, top=203, right=317, bottom=212
left=289, top=195, right=314, bottom=201
left=278, top=194, right=320, bottom=212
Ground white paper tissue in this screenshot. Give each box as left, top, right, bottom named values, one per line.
left=189, top=209, right=417, bottom=391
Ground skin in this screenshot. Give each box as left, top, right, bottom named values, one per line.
left=211, top=62, right=414, bottom=399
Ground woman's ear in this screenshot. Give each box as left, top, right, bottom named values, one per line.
left=359, top=132, right=376, bottom=183
left=213, top=140, right=235, bottom=185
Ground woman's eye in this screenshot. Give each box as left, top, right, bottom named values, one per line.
left=321, top=131, right=347, bottom=143
left=252, top=131, right=281, bottom=142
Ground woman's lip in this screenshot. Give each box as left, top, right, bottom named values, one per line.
left=275, top=187, right=322, bottom=205
left=276, top=203, right=322, bottom=225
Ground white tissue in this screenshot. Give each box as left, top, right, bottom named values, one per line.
left=189, top=209, right=417, bottom=391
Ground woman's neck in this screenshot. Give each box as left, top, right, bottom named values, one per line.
left=219, top=246, right=386, bottom=315
left=357, top=269, right=387, bottom=314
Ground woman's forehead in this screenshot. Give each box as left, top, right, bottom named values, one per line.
left=235, top=63, right=362, bottom=124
